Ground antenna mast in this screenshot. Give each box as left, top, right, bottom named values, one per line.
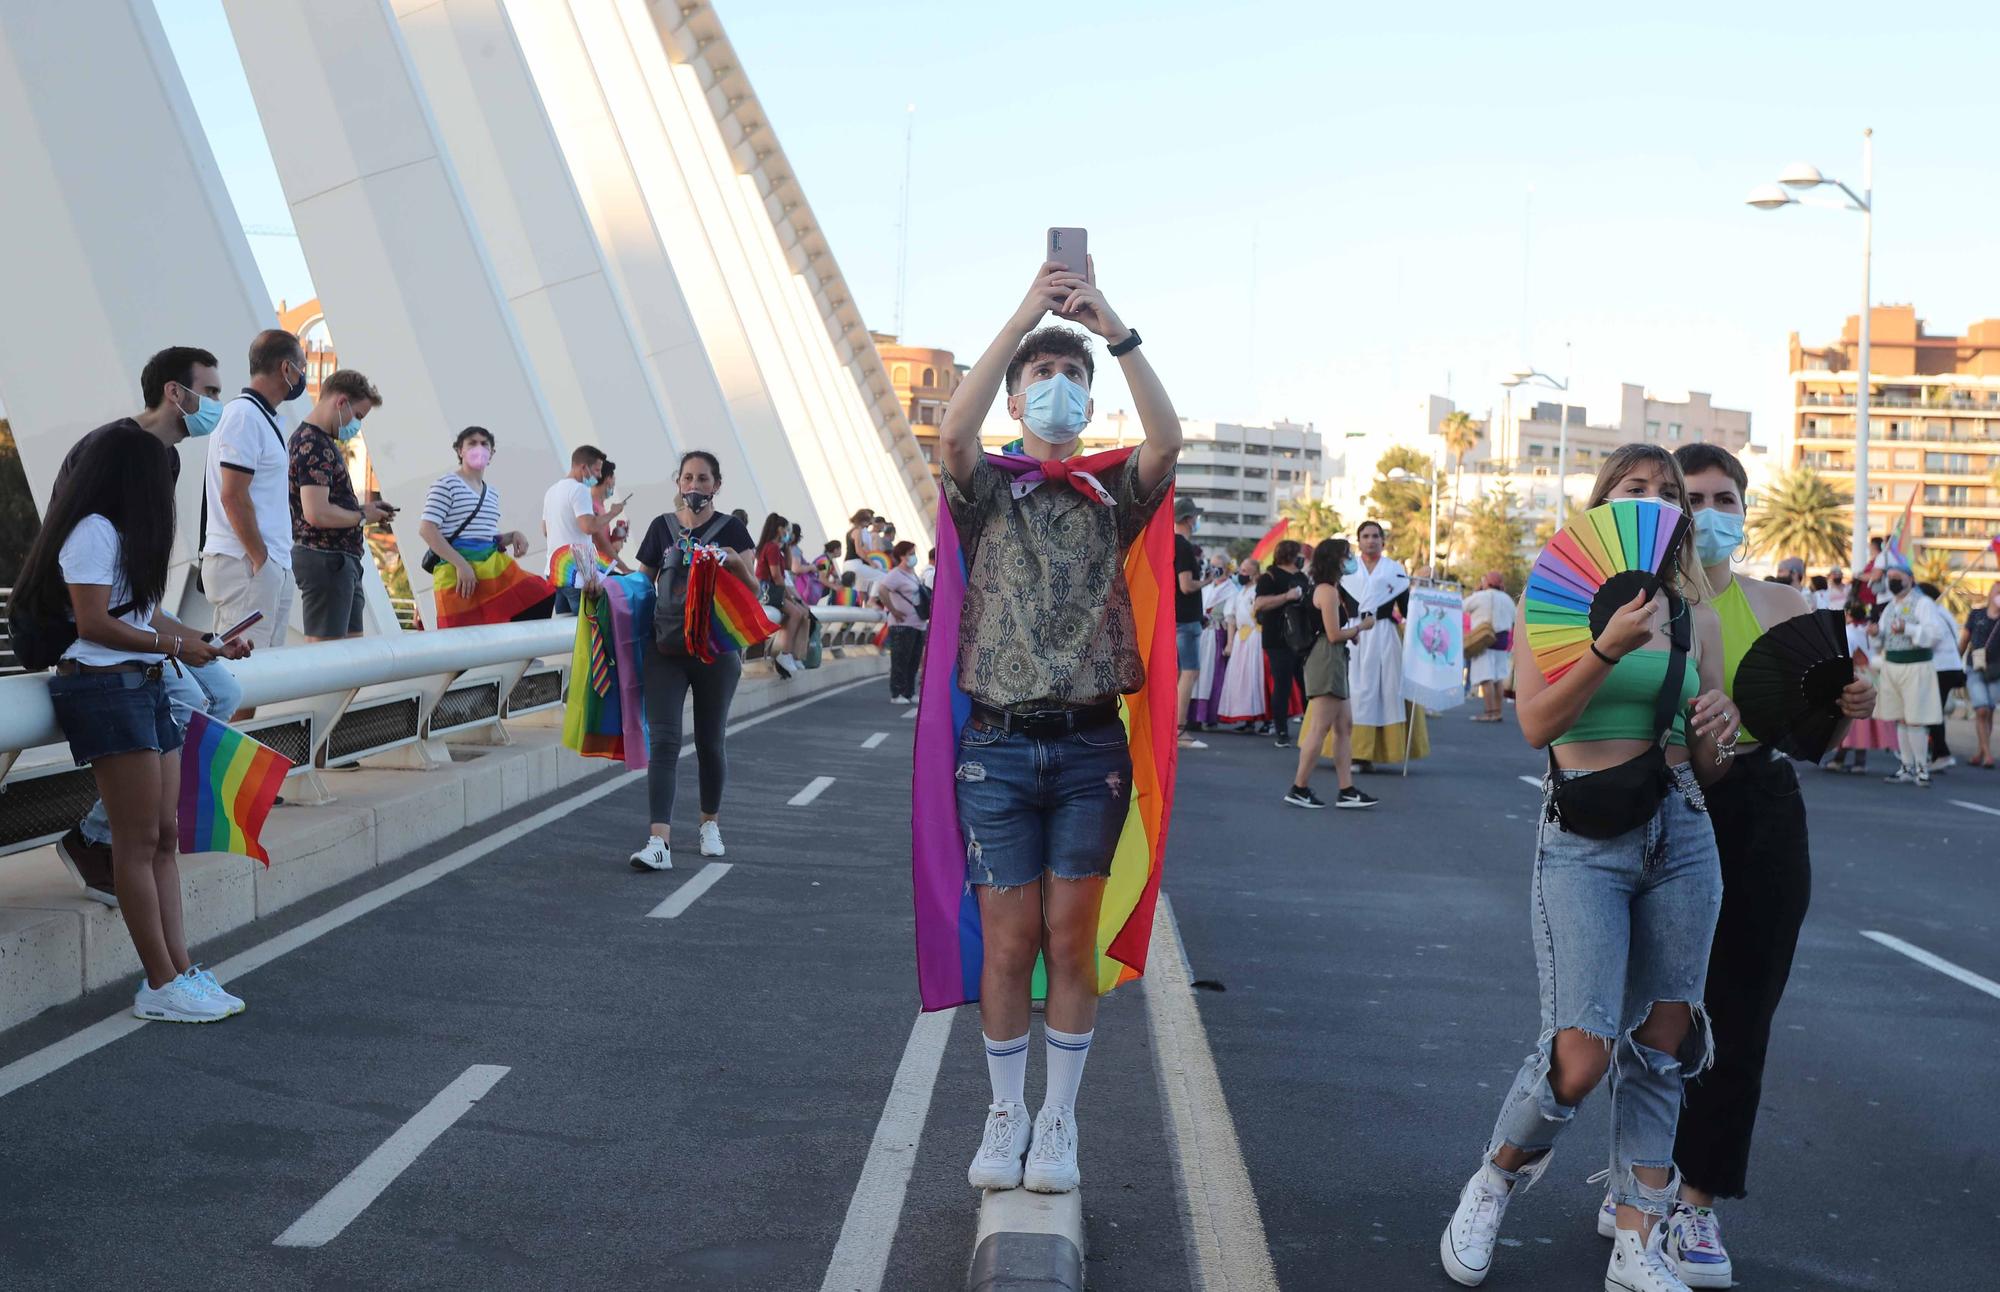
left=894, top=104, right=914, bottom=338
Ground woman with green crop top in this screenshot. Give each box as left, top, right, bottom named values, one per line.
left=1614, top=444, right=1876, bottom=1288
left=1441, top=445, right=1738, bottom=1292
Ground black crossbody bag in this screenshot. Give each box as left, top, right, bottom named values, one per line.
left=1546, top=593, right=1690, bottom=839
left=420, top=482, right=487, bottom=573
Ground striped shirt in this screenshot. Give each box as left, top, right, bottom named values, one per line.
left=421, top=472, right=503, bottom=546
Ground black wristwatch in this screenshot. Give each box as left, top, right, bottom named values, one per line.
left=1108, top=329, right=1142, bottom=357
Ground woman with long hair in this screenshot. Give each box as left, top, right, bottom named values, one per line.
left=628, top=451, right=759, bottom=871
left=1441, top=444, right=1738, bottom=1292
left=753, top=511, right=806, bottom=678
left=1283, top=538, right=1378, bottom=809
left=15, top=426, right=252, bottom=1023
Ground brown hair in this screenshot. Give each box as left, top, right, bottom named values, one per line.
left=1584, top=443, right=1705, bottom=601
left=248, top=328, right=302, bottom=377
left=321, top=368, right=382, bottom=406
left=1005, top=325, right=1095, bottom=393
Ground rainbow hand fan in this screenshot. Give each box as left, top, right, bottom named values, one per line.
left=1523, top=498, right=1691, bottom=682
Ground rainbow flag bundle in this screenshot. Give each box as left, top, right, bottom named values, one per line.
left=682, top=549, right=779, bottom=662
left=177, top=712, right=290, bottom=865
left=549, top=543, right=614, bottom=591
left=562, top=571, right=654, bottom=769
left=1248, top=517, right=1290, bottom=563
left=911, top=449, right=1179, bottom=1011
left=431, top=540, right=554, bottom=628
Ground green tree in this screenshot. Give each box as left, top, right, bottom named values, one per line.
left=1745, top=468, right=1850, bottom=567
left=1455, top=475, right=1532, bottom=595
left=1438, top=410, right=1482, bottom=545
left=1365, top=446, right=1444, bottom=569
left=1915, top=550, right=1969, bottom=617
left=0, top=420, right=43, bottom=587
left=1277, top=495, right=1343, bottom=545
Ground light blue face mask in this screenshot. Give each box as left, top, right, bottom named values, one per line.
left=582, top=474, right=600, bottom=488
left=337, top=416, right=363, bottom=443
left=1692, top=508, right=1743, bottom=565
left=180, top=391, right=222, bottom=438
left=1342, top=556, right=1358, bottom=576
left=1020, top=373, right=1089, bottom=444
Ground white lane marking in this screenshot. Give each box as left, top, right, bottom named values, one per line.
left=861, top=732, right=889, bottom=750
left=1145, top=894, right=1281, bottom=1291
left=1951, top=799, right=2000, bottom=818
left=1861, top=930, right=2000, bottom=1002
left=646, top=862, right=732, bottom=919
left=0, top=676, right=875, bottom=1102
left=790, top=775, right=836, bottom=806
left=1518, top=775, right=1543, bottom=789
left=274, top=1064, right=509, bottom=1248
left=818, top=1007, right=956, bottom=1292
left=901, top=706, right=918, bottom=719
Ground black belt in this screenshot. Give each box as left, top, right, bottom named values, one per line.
left=53, top=659, right=165, bottom=680
left=969, top=700, right=1120, bottom=737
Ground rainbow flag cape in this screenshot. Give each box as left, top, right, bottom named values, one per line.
left=549, top=543, right=615, bottom=590
left=177, top=712, right=290, bottom=865
left=683, top=550, right=779, bottom=661
left=1248, top=517, right=1290, bottom=563
left=911, top=448, right=1179, bottom=1012
left=432, top=540, right=554, bottom=628
left=562, top=571, right=654, bottom=769
left=827, top=586, right=862, bottom=607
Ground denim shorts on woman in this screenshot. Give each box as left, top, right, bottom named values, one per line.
left=954, top=719, right=1132, bottom=889
left=47, top=669, right=182, bottom=766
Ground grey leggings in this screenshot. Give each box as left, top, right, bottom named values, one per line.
left=642, top=647, right=742, bottom=822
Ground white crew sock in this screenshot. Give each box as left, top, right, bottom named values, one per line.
left=983, top=1032, right=1029, bottom=1107
left=1042, top=1025, right=1094, bottom=1111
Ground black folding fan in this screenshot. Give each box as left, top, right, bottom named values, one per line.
left=1732, top=609, right=1854, bottom=761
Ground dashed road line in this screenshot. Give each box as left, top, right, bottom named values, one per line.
left=790, top=775, right=836, bottom=806
left=646, top=862, right=731, bottom=919
left=1517, top=774, right=1542, bottom=789
left=861, top=732, right=889, bottom=750
left=818, top=1007, right=956, bottom=1292
left=1861, top=931, right=2000, bottom=1002
left=901, top=706, right=918, bottom=719
left=274, top=1064, right=510, bottom=1248
left=1950, top=799, right=2000, bottom=819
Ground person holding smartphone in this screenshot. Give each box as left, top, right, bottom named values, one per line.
left=290, top=369, right=391, bottom=643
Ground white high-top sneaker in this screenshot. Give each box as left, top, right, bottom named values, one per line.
left=1606, top=1222, right=1693, bottom=1292
left=1440, top=1162, right=1515, bottom=1286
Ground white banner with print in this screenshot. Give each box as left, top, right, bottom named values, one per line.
left=1401, top=583, right=1466, bottom=712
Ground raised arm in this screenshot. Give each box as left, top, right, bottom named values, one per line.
left=937, top=261, right=1082, bottom=490
left=1059, top=255, right=1181, bottom=494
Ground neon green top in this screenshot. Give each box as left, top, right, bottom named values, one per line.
left=1551, top=648, right=1695, bottom=747
left=1712, top=578, right=1762, bottom=742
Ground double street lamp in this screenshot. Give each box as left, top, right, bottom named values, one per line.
left=1747, top=129, right=1875, bottom=572
left=1503, top=340, right=1573, bottom=526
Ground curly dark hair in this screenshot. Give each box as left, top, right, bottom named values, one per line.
left=1005, top=325, right=1095, bottom=393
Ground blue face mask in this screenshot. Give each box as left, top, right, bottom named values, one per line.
left=1342, top=556, right=1358, bottom=575
left=1020, top=373, right=1089, bottom=444
left=582, top=474, right=600, bottom=488
left=1692, top=508, right=1743, bottom=565
left=337, top=407, right=363, bottom=442
left=180, top=391, right=222, bottom=438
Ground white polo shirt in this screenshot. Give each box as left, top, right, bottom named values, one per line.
left=202, top=390, right=295, bottom=571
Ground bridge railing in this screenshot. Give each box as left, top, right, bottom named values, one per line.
left=0, top=603, right=885, bottom=859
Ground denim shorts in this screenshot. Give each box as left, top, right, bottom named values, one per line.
left=1969, top=670, right=1995, bottom=711
left=1176, top=621, right=1202, bottom=670
left=47, top=669, right=183, bottom=766
left=954, top=718, right=1132, bottom=889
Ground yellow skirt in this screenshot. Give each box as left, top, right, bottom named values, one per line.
left=1337, top=704, right=1431, bottom=763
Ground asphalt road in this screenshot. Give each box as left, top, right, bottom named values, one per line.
left=0, top=675, right=1992, bottom=1291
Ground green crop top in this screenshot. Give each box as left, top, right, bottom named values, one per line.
left=1550, top=648, right=1696, bottom=747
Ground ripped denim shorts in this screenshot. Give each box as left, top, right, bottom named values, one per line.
left=953, top=719, right=1131, bottom=890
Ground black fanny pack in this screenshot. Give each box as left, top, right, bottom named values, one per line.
left=1546, top=594, right=1690, bottom=840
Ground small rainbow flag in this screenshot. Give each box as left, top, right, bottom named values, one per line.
left=549, top=543, right=613, bottom=590
left=827, top=586, right=862, bottom=607
left=682, top=549, right=779, bottom=661
left=177, top=712, right=290, bottom=865
left=864, top=551, right=891, bottom=573
left=562, top=572, right=654, bottom=769
left=1249, top=517, right=1289, bottom=563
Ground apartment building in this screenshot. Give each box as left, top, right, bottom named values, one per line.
left=872, top=332, right=963, bottom=477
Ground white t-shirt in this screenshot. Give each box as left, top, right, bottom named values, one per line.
left=203, top=392, right=295, bottom=570
left=541, top=477, right=596, bottom=578
left=59, top=515, right=163, bottom=666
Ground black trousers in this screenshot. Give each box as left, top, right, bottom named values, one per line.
left=1930, top=670, right=1966, bottom=758
left=642, top=647, right=742, bottom=822
left=1674, top=750, right=1812, bottom=1199
left=1264, top=643, right=1303, bottom=723
left=888, top=625, right=923, bottom=699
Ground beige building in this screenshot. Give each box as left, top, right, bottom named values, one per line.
left=1791, top=304, right=2000, bottom=594
left=873, top=332, right=963, bottom=480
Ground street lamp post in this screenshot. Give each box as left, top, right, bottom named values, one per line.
left=1504, top=350, right=1573, bottom=526
left=1747, top=128, right=1875, bottom=572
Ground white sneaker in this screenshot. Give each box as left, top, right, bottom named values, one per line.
left=629, top=837, right=672, bottom=871
left=189, top=966, right=245, bottom=1016
left=773, top=653, right=797, bottom=679
left=1929, top=754, right=1956, bottom=772
left=699, top=821, right=726, bottom=858
left=889, top=696, right=912, bottom=705
left=1022, top=1104, right=1080, bottom=1193
left=1607, top=1223, right=1693, bottom=1292
left=1597, top=1190, right=1618, bottom=1238
left=1664, top=1202, right=1733, bottom=1289
left=133, top=975, right=229, bottom=1023
left=967, top=1100, right=1031, bottom=1189
left=1440, top=1162, right=1515, bottom=1286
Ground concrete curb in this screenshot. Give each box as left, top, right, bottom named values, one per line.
left=0, top=652, right=886, bottom=1034
left=969, top=1187, right=1086, bottom=1292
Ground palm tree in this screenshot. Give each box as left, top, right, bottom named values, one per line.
left=1915, top=550, right=1970, bottom=616
left=1745, top=468, right=1850, bottom=567
left=1439, top=410, right=1482, bottom=543
left=1277, top=495, right=1343, bottom=544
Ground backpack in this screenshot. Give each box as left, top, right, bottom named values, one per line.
left=7, top=592, right=137, bottom=672
left=915, top=580, right=933, bottom=623
left=651, top=513, right=733, bottom=654
left=1279, top=576, right=1319, bottom=653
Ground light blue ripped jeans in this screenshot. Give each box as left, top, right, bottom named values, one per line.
left=1485, top=761, right=1722, bottom=1215
left=78, top=658, right=242, bottom=847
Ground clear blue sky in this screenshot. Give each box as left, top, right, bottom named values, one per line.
left=160, top=0, right=2000, bottom=457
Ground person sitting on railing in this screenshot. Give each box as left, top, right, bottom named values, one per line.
left=417, top=427, right=553, bottom=628
left=15, top=425, right=252, bottom=1024
left=627, top=450, right=758, bottom=873
left=753, top=511, right=806, bottom=679
left=49, top=345, right=246, bottom=909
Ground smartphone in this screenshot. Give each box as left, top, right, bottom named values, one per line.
left=1046, top=227, right=1087, bottom=277
left=220, top=610, right=264, bottom=642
